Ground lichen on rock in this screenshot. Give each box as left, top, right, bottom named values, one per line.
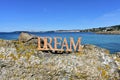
left=0, top=32, right=119, bottom=80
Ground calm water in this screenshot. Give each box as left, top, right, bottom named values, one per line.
left=0, top=32, right=120, bottom=53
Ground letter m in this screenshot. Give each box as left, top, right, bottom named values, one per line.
left=70, top=37, right=82, bottom=51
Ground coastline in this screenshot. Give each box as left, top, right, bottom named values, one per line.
left=95, top=31, right=120, bottom=35
left=0, top=24, right=120, bottom=35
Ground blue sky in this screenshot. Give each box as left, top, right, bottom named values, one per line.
left=0, top=0, right=120, bottom=32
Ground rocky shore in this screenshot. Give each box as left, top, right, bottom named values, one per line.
left=0, top=32, right=120, bottom=80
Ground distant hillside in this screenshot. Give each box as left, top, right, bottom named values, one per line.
left=91, top=25, right=120, bottom=34
left=55, top=25, right=120, bottom=34
left=84, top=25, right=120, bottom=32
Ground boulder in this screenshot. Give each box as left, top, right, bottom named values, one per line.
left=18, top=32, right=44, bottom=47
left=18, top=32, right=33, bottom=42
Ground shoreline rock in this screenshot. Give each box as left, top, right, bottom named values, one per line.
left=0, top=32, right=119, bottom=80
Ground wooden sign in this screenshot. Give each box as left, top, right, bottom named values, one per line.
left=37, top=37, right=82, bottom=52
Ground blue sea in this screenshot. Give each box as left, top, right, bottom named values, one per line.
left=0, top=32, right=120, bottom=53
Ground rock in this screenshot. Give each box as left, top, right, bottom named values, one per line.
left=0, top=44, right=117, bottom=80
left=34, top=45, right=119, bottom=79
left=0, top=39, right=15, bottom=48
left=18, top=32, right=33, bottom=42
left=0, top=61, right=6, bottom=68
left=114, top=52, right=120, bottom=58
left=0, top=34, right=119, bottom=79
left=111, top=52, right=120, bottom=76
left=18, top=32, right=44, bottom=47
left=0, top=39, right=17, bottom=55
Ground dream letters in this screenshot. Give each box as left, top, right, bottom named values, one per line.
left=37, top=37, right=82, bottom=52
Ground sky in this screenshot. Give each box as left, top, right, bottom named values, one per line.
left=0, top=0, right=120, bottom=32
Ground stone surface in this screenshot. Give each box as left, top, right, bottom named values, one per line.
left=18, top=32, right=34, bottom=42
left=0, top=33, right=119, bottom=80
left=111, top=52, right=120, bottom=75
left=18, top=32, right=43, bottom=51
